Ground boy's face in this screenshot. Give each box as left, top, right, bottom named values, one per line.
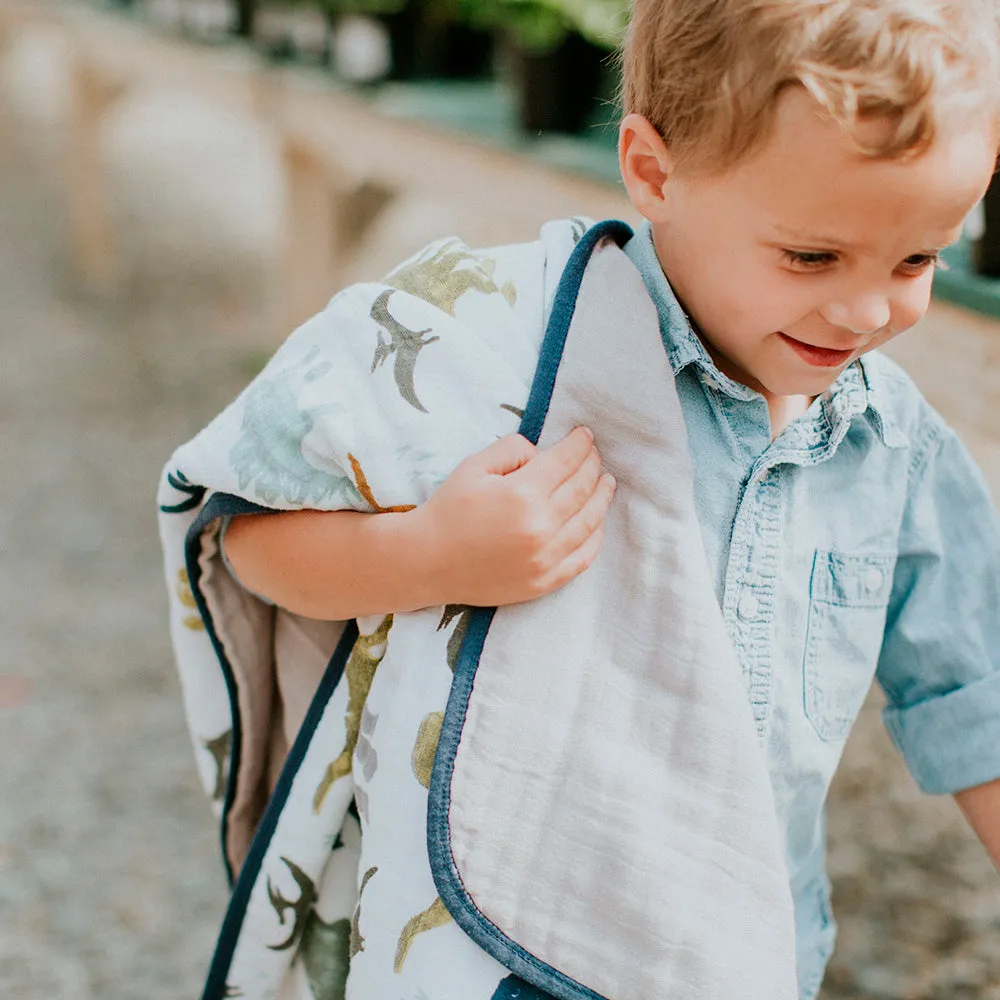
left=621, top=90, right=997, bottom=403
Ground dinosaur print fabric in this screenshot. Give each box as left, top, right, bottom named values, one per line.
left=158, top=222, right=580, bottom=1000
left=157, top=219, right=797, bottom=1000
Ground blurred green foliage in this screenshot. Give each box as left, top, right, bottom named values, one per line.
left=308, top=0, right=628, bottom=52
left=319, top=0, right=408, bottom=12
left=494, top=0, right=627, bottom=52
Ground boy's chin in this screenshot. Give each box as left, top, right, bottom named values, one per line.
left=758, top=368, right=846, bottom=401
left=721, top=353, right=851, bottom=401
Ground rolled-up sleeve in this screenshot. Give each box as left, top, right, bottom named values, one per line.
left=877, top=424, right=1000, bottom=795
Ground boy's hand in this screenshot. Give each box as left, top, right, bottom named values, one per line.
left=413, top=426, right=617, bottom=607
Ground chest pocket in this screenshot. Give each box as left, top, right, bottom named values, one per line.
left=803, top=550, right=896, bottom=743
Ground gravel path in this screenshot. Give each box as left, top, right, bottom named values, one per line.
left=0, top=136, right=238, bottom=995
left=1, top=13, right=999, bottom=998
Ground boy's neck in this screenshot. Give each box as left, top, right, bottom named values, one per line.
left=767, top=393, right=814, bottom=439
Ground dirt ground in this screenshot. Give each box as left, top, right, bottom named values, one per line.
left=1, top=10, right=999, bottom=999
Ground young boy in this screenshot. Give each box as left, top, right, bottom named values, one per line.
left=160, top=1, right=1000, bottom=998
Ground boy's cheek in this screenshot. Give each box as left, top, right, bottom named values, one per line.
left=910, top=275, right=935, bottom=322
left=887, top=280, right=933, bottom=341
left=867, top=327, right=905, bottom=355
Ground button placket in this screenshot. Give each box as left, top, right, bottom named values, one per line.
left=721, top=462, right=783, bottom=737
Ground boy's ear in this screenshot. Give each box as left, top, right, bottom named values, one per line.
left=619, top=114, right=676, bottom=222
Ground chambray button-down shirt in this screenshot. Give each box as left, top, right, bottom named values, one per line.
left=625, top=223, right=1000, bottom=999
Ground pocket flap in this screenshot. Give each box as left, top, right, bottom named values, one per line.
left=810, top=550, right=896, bottom=608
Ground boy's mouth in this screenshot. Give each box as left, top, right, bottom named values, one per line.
left=778, top=333, right=855, bottom=368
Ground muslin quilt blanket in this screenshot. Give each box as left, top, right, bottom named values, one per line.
left=158, top=218, right=798, bottom=1000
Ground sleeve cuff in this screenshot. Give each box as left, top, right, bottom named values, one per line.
left=883, top=670, right=1000, bottom=794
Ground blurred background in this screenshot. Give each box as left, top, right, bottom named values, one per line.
left=0, top=1, right=998, bottom=998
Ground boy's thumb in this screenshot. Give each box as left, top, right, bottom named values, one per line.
left=473, top=433, right=538, bottom=475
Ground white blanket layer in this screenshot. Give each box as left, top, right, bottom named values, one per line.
left=158, top=219, right=798, bottom=1000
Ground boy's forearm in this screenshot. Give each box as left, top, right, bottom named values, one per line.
left=954, top=778, right=1000, bottom=870
left=222, top=430, right=614, bottom=618
left=224, top=508, right=444, bottom=620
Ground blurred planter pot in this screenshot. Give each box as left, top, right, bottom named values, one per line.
left=507, top=29, right=606, bottom=134
left=416, top=17, right=494, bottom=78
left=232, top=0, right=256, bottom=36
left=973, top=176, right=1000, bottom=277
left=369, top=5, right=494, bottom=80
left=372, top=4, right=423, bottom=79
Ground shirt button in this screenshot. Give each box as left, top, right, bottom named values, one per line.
left=864, top=567, right=885, bottom=593
left=737, top=592, right=759, bottom=621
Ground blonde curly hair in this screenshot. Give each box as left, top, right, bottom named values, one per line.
left=620, top=0, right=1000, bottom=172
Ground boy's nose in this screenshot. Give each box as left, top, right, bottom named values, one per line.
left=821, top=296, right=891, bottom=336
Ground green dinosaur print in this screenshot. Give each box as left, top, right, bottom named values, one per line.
left=267, top=857, right=351, bottom=1000
left=394, top=896, right=453, bottom=973
left=160, top=469, right=206, bottom=514
left=370, top=290, right=440, bottom=413
left=203, top=729, right=232, bottom=802
left=385, top=240, right=518, bottom=317
left=301, top=915, right=352, bottom=1000
left=411, top=712, right=443, bottom=789
left=349, top=865, right=378, bottom=958
left=499, top=403, right=525, bottom=419
left=437, top=604, right=476, bottom=672
left=314, top=616, right=393, bottom=813
left=228, top=346, right=364, bottom=507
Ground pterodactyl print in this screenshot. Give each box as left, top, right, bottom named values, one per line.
left=370, top=289, right=440, bottom=413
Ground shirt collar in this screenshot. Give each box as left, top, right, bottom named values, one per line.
left=626, top=220, right=906, bottom=448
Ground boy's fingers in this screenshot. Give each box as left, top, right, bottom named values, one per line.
left=471, top=433, right=538, bottom=475
left=550, top=521, right=606, bottom=590
left=550, top=472, right=617, bottom=560
left=513, top=426, right=596, bottom=492
left=549, top=445, right=602, bottom=520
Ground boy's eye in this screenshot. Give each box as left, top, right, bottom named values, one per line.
left=898, top=252, right=945, bottom=273
left=782, top=250, right=838, bottom=269
left=782, top=249, right=947, bottom=274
